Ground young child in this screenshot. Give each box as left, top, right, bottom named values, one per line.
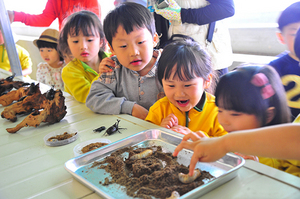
left=86, top=2, right=163, bottom=120
left=0, top=29, right=32, bottom=77
left=58, top=10, right=109, bottom=103
left=268, top=2, right=300, bottom=120
left=34, top=28, right=65, bottom=90
left=145, top=39, right=227, bottom=137
left=175, top=65, right=300, bottom=177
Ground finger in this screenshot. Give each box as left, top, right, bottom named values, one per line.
left=189, top=153, right=199, bottom=176
left=182, top=133, right=201, bottom=142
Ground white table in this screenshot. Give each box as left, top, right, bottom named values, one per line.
left=0, top=70, right=299, bottom=199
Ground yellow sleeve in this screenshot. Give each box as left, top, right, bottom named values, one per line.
left=145, top=101, right=164, bottom=126
left=16, top=45, right=32, bottom=70
left=62, top=63, right=98, bottom=103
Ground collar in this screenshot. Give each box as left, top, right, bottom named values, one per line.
left=194, top=91, right=207, bottom=112
left=80, top=60, right=98, bottom=76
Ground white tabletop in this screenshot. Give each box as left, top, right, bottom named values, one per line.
left=0, top=70, right=299, bottom=199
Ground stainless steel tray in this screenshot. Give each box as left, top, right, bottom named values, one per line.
left=65, top=129, right=245, bottom=199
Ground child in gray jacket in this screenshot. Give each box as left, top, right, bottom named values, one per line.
left=86, top=2, right=164, bottom=120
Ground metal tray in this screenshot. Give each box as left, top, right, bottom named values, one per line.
left=65, top=129, right=245, bottom=199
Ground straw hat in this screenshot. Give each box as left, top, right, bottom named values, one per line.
left=33, top=28, right=59, bottom=47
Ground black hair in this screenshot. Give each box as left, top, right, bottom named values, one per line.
left=215, top=65, right=291, bottom=126
left=103, top=2, right=155, bottom=48
left=58, top=10, right=106, bottom=53
left=37, top=40, right=64, bottom=61
left=157, top=39, right=215, bottom=93
left=295, top=28, right=300, bottom=59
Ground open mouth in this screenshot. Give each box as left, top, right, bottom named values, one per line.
left=176, top=100, right=189, bottom=107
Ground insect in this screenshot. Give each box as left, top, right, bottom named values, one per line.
left=178, top=169, right=201, bottom=184
left=93, top=126, right=106, bottom=133
left=166, top=191, right=180, bottom=199
left=129, top=149, right=153, bottom=160
left=103, top=119, right=126, bottom=136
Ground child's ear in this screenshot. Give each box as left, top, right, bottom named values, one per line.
left=204, top=73, right=213, bottom=89
left=276, top=32, right=285, bottom=44
left=266, top=107, right=276, bottom=124
left=108, top=43, right=115, bottom=55
left=153, top=32, right=159, bottom=48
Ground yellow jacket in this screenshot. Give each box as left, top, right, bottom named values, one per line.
left=0, top=44, right=32, bottom=76
left=145, top=92, right=227, bottom=137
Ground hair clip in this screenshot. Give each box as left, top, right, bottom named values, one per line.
left=250, top=73, right=275, bottom=99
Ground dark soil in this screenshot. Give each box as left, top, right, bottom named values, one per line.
left=91, top=146, right=215, bottom=199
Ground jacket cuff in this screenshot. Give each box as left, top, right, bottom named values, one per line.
left=121, top=101, right=135, bottom=115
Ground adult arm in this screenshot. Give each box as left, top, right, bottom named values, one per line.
left=12, top=0, right=57, bottom=27
left=173, top=123, right=300, bottom=175
left=86, top=79, right=135, bottom=115
left=181, top=0, right=235, bottom=25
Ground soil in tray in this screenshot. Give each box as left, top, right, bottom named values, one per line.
left=91, top=146, right=215, bottom=199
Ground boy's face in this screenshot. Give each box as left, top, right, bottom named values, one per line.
left=39, top=47, right=61, bottom=68
left=277, top=22, right=300, bottom=60
left=109, top=25, right=158, bottom=76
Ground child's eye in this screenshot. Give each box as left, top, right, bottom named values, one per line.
left=138, top=41, right=145, bottom=44
left=88, top=39, right=93, bottom=42
left=231, top=113, right=241, bottom=116
left=184, top=84, right=192, bottom=87
left=218, top=109, right=223, bottom=113
left=120, top=45, right=127, bottom=48
left=168, top=85, right=175, bottom=88
left=72, top=40, right=78, bottom=44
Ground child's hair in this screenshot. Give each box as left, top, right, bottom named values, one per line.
left=278, top=2, right=300, bottom=31
left=58, top=10, right=106, bottom=52
left=295, top=28, right=300, bottom=59
left=157, top=39, right=216, bottom=93
left=103, top=2, right=155, bottom=48
left=215, top=65, right=291, bottom=126
left=37, top=40, right=64, bottom=61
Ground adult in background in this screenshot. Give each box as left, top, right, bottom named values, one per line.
left=150, top=0, right=235, bottom=79
left=7, top=0, right=101, bottom=30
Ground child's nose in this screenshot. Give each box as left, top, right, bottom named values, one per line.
left=80, top=41, right=87, bottom=50
left=175, top=89, right=185, bottom=97
left=129, top=45, right=139, bottom=56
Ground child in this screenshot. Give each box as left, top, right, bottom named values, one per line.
left=268, top=2, right=300, bottom=120
left=145, top=40, right=227, bottom=137
left=34, top=28, right=65, bottom=90
left=0, top=29, right=32, bottom=77
left=86, top=2, right=163, bottom=120
left=58, top=10, right=109, bottom=103
left=175, top=65, right=300, bottom=177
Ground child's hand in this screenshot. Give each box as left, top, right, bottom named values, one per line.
left=160, top=113, right=178, bottom=128
left=132, top=104, right=149, bottom=120
left=170, top=125, right=192, bottom=135
left=99, top=57, right=115, bottom=73
left=234, top=152, right=259, bottom=162
left=154, top=0, right=181, bottom=23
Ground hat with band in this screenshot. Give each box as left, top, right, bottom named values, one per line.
left=33, top=28, right=59, bottom=47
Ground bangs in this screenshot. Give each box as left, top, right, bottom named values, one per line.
left=215, top=71, right=262, bottom=115
left=69, top=20, right=98, bottom=37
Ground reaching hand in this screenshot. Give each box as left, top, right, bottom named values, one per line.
left=154, top=0, right=181, bottom=23
left=160, top=113, right=178, bottom=128
left=98, top=57, right=115, bottom=74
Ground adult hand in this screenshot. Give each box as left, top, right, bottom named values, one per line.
left=160, top=113, right=178, bottom=128
left=7, top=10, right=14, bottom=23
left=173, top=136, right=227, bottom=176
left=154, top=0, right=181, bottom=23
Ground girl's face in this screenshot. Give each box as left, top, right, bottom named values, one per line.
left=162, top=67, right=210, bottom=112
left=109, top=26, right=158, bottom=76
left=39, top=48, right=61, bottom=68
left=67, top=30, right=102, bottom=66
left=217, top=107, right=261, bottom=133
